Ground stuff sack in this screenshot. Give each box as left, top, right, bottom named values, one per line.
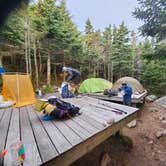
left=59, top=82, right=74, bottom=98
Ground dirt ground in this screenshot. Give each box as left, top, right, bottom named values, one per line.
left=71, top=102, right=166, bottom=166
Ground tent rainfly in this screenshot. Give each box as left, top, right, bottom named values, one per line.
left=112, top=77, right=145, bottom=94
left=2, top=74, right=36, bottom=107
left=78, top=78, right=112, bottom=93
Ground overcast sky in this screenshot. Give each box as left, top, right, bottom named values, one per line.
left=66, top=0, right=143, bottom=38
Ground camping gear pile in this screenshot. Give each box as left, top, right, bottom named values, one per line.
left=103, top=89, right=118, bottom=97
left=35, top=96, right=80, bottom=121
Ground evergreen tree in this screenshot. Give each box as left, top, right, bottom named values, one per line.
left=111, top=22, right=133, bottom=80
left=133, top=0, right=166, bottom=40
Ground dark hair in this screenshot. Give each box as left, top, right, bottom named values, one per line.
left=122, top=83, right=127, bottom=86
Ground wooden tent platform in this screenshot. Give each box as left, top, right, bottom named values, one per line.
left=87, top=91, right=147, bottom=104
left=0, top=96, right=139, bottom=166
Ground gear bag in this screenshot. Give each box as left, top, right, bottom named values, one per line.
left=48, top=98, right=80, bottom=119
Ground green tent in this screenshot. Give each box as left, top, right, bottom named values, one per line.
left=78, top=78, right=112, bottom=93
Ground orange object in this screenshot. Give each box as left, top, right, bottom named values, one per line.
left=2, top=74, right=36, bottom=107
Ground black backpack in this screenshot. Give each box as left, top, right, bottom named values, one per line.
left=48, top=98, right=80, bottom=119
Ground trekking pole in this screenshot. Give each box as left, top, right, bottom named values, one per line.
left=88, top=103, right=122, bottom=115
left=99, top=102, right=128, bottom=114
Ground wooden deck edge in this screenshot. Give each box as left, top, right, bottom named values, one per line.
left=42, top=112, right=138, bottom=166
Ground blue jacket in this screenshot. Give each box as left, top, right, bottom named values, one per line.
left=119, top=85, right=133, bottom=103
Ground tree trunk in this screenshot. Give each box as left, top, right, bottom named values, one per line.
left=38, top=41, right=42, bottom=75
left=33, top=37, right=39, bottom=89
left=25, top=31, right=29, bottom=73
left=27, top=22, right=32, bottom=75
left=88, top=62, right=91, bottom=77
left=104, top=63, right=107, bottom=79
left=47, top=51, right=51, bottom=85
left=0, top=56, right=3, bottom=67
left=107, top=63, right=111, bottom=81
left=93, top=64, right=96, bottom=77
left=111, top=61, right=113, bottom=82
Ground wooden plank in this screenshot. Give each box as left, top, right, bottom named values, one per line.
left=0, top=108, right=12, bottom=166
left=52, top=120, right=83, bottom=146
left=64, top=119, right=92, bottom=139
left=83, top=97, right=138, bottom=122
left=36, top=112, right=72, bottom=154
left=71, top=99, right=115, bottom=123
left=80, top=107, right=109, bottom=125
left=71, top=116, right=100, bottom=134
left=4, top=108, right=20, bottom=166
left=83, top=96, right=138, bottom=112
left=43, top=111, right=138, bottom=166
left=77, top=98, right=125, bottom=122
left=76, top=99, right=117, bottom=119
left=27, top=107, right=58, bottom=163
left=20, top=106, right=42, bottom=166
left=78, top=114, right=104, bottom=130
left=0, top=108, right=5, bottom=122
left=83, top=106, right=114, bottom=122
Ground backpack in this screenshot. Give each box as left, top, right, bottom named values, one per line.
left=103, top=89, right=118, bottom=97
left=48, top=98, right=80, bottom=119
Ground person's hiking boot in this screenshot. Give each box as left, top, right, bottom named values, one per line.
left=42, top=115, right=54, bottom=121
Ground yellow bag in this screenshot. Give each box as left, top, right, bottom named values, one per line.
left=35, top=99, right=47, bottom=112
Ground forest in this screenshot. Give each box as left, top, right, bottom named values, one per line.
left=0, top=0, right=165, bottom=96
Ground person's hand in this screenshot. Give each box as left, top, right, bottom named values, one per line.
left=121, top=90, right=125, bottom=96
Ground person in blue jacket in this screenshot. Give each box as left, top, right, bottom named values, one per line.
left=119, top=82, right=133, bottom=106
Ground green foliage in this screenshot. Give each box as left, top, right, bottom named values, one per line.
left=142, top=43, right=166, bottom=60
left=141, top=61, right=166, bottom=95
left=29, top=0, right=82, bottom=63
left=139, top=39, right=166, bottom=96
left=111, top=22, right=133, bottom=79
left=42, top=84, right=54, bottom=94
left=0, top=10, right=24, bottom=45
left=85, top=18, right=93, bottom=34
left=133, top=0, right=166, bottom=40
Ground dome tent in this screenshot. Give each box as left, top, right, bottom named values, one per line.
left=78, top=78, right=112, bottom=93
left=112, top=77, right=145, bottom=94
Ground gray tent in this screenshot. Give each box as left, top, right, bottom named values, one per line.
left=112, top=77, right=145, bottom=94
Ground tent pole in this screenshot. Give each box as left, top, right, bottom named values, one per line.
left=16, top=73, right=20, bottom=107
